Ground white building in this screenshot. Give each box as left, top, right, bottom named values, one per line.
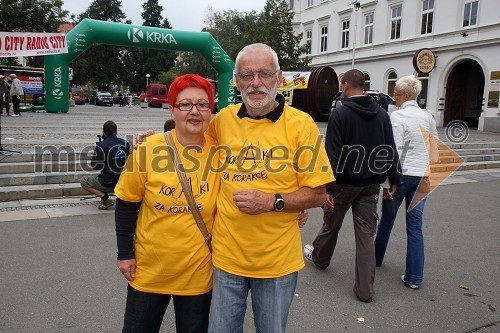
left=290, top=0, right=500, bottom=132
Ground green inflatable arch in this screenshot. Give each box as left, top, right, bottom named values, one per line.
left=44, top=18, right=237, bottom=113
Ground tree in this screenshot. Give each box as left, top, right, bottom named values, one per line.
left=124, top=0, right=177, bottom=93
left=71, top=0, right=127, bottom=90
left=260, top=0, right=309, bottom=70
left=179, top=0, right=309, bottom=76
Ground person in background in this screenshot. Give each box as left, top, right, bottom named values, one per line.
left=9, top=74, right=23, bottom=117
left=206, top=43, right=334, bottom=333
left=304, top=69, right=402, bottom=303
left=80, top=120, right=130, bottom=210
left=163, top=119, right=175, bottom=132
left=377, top=92, right=389, bottom=111
left=374, top=75, right=439, bottom=290
left=139, top=91, right=146, bottom=103
left=115, top=74, right=219, bottom=333
left=0, top=75, right=10, bottom=116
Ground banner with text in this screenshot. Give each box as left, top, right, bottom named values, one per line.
left=0, top=32, right=68, bottom=58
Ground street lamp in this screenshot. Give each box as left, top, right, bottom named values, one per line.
left=349, top=1, right=361, bottom=69
left=145, top=74, right=150, bottom=102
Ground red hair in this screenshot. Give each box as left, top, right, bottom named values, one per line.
left=167, top=74, right=215, bottom=111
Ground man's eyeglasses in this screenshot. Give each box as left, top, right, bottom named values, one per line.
left=393, top=92, right=405, bottom=97
left=174, top=102, right=211, bottom=112
left=236, top=70, right=278, bottom=82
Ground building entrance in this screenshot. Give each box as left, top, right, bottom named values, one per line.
left=444, top=60, right=484, bottom=127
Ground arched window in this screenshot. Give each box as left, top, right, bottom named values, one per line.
left=364, top=72, right=371, bottom=90
left=387, top=71, right=398, bottom=97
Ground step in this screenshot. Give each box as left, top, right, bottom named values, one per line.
left=0, top=149, right=94, bottom=163
left=0, top=183, right=87, bottom=202
left=431, top=161, right=500, bottom=173
left=438, top=154, right=500, bottom=163
left=439, top=148, right=500, bottom=157
left=0, top=161, right=94, bottom=174
left=0, top=171, right=95, bottom=187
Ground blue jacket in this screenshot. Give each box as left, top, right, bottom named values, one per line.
left=91, top=134, right=130, bottom=187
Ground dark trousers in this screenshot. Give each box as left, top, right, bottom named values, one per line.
left=312, top=184, right=380, bottom=302
left=122, top=284, right=212, bottom=333
left=12, top=95, right=21, bottom=115
left=0, top=95, right=9, bottom=115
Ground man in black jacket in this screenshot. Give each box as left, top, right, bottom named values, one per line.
left=80, top=120, right=130, bottom=210
left=304, top=69, right=402, bottom=302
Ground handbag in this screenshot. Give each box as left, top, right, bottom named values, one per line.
left=164, top=131, right=212, bottom=252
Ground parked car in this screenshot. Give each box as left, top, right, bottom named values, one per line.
left=89, top=91, right=114, bottom=106
left=332, top=90, right=395, bottom=110
left=71, top=88, right=86, bottom=105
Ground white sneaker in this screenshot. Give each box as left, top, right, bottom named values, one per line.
left=304, top=244, right=314, bottom=262
left=401, top=275, right=419, bottom=289
left=11, top=114, right=19, bottom=117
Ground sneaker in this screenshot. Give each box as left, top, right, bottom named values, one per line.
left=11, top=114, right=19, bottom=117
left=98, top=198, right=115, bottom=210
left=401, top=275, right=419, bottom=289
left=304, top=244, right=314, bottom=262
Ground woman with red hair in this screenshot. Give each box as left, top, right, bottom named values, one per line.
left=114, top=74, right=218, bottom=333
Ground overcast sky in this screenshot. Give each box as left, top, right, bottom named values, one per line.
left=62, top=0, right=268, bottom=32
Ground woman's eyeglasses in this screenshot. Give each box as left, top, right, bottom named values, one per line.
left=174, top=102, right=211, bottom=112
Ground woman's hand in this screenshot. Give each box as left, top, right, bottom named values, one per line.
left=297, top=210, right=308, bottom=228
left=117, top=259, right=136, bottom=281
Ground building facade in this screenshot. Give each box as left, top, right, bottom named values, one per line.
left=290, top=0, right=500, bottom=132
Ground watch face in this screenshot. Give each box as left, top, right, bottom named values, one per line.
left=275, top=199, right=285, bottom=210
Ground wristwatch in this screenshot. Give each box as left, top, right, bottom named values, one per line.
left=274, top=194, right=285, bottom=211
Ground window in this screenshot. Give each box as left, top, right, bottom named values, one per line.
left=341, top=20, right=350, bottom=49
left=421, top=0, right=434, bottom=34
left=305, top=29, right=312, bottom=54
left=364, top=73, right=371, bottom=90
left=416, top=73, right=429, bottom=109
left=320, top=26, right=328, bottom=52
left=289, top=0, right=294, bottom=11
left=463, top=0, right=478, bottom=27
left=364, top=13, right=374, bottom=44
left=307, top=0, right=313, bottom=8
left=387, top=71, right=398, bottom=96
left=391, top=5, right=402, bottom=40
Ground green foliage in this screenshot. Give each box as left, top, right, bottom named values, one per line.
left=179, top=0, right=310, bottom=75
left=125, top=0, right=176, bottom=93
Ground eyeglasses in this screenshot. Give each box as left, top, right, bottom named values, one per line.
left=174, top=102, right=211, bottom=112
left=393, top=92, right=405, bottom=97
left=236, top=70, right=278, bottom=82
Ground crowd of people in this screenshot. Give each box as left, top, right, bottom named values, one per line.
left=68, top=42, right=437, bottom=332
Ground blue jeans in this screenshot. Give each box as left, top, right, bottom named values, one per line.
left=122, top=284, right=211, bottom=333
left=208, top=267, right=298, bottom=333
left=374, top=175, right=427, bottom=286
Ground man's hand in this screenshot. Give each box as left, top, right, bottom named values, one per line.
left=233, top=189, right=274, bottom=215
left=324, top=194, right=334, bottom=209
left=117, top=259, right=136, bottom=281
left=133, top=130, right=156, bottom=150
left=383, top=184, right=397, bottom=201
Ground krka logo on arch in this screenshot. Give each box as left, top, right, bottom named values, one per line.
left=127, top=28, right=177, bottom=45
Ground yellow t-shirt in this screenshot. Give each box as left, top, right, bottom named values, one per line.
left=114, top=130, right=220, bottom=295
left=207, top=104, right=334, bottom=278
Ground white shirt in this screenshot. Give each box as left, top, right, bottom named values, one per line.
left=390, top=100, right=439, bottom=177
left=10, top=78, right=24, bottom=96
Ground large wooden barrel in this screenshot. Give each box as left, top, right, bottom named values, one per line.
left=289, top=66, right=339, bottom=121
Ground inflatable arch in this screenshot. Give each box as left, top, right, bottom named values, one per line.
left=44, top=18, right=237, bottom=113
